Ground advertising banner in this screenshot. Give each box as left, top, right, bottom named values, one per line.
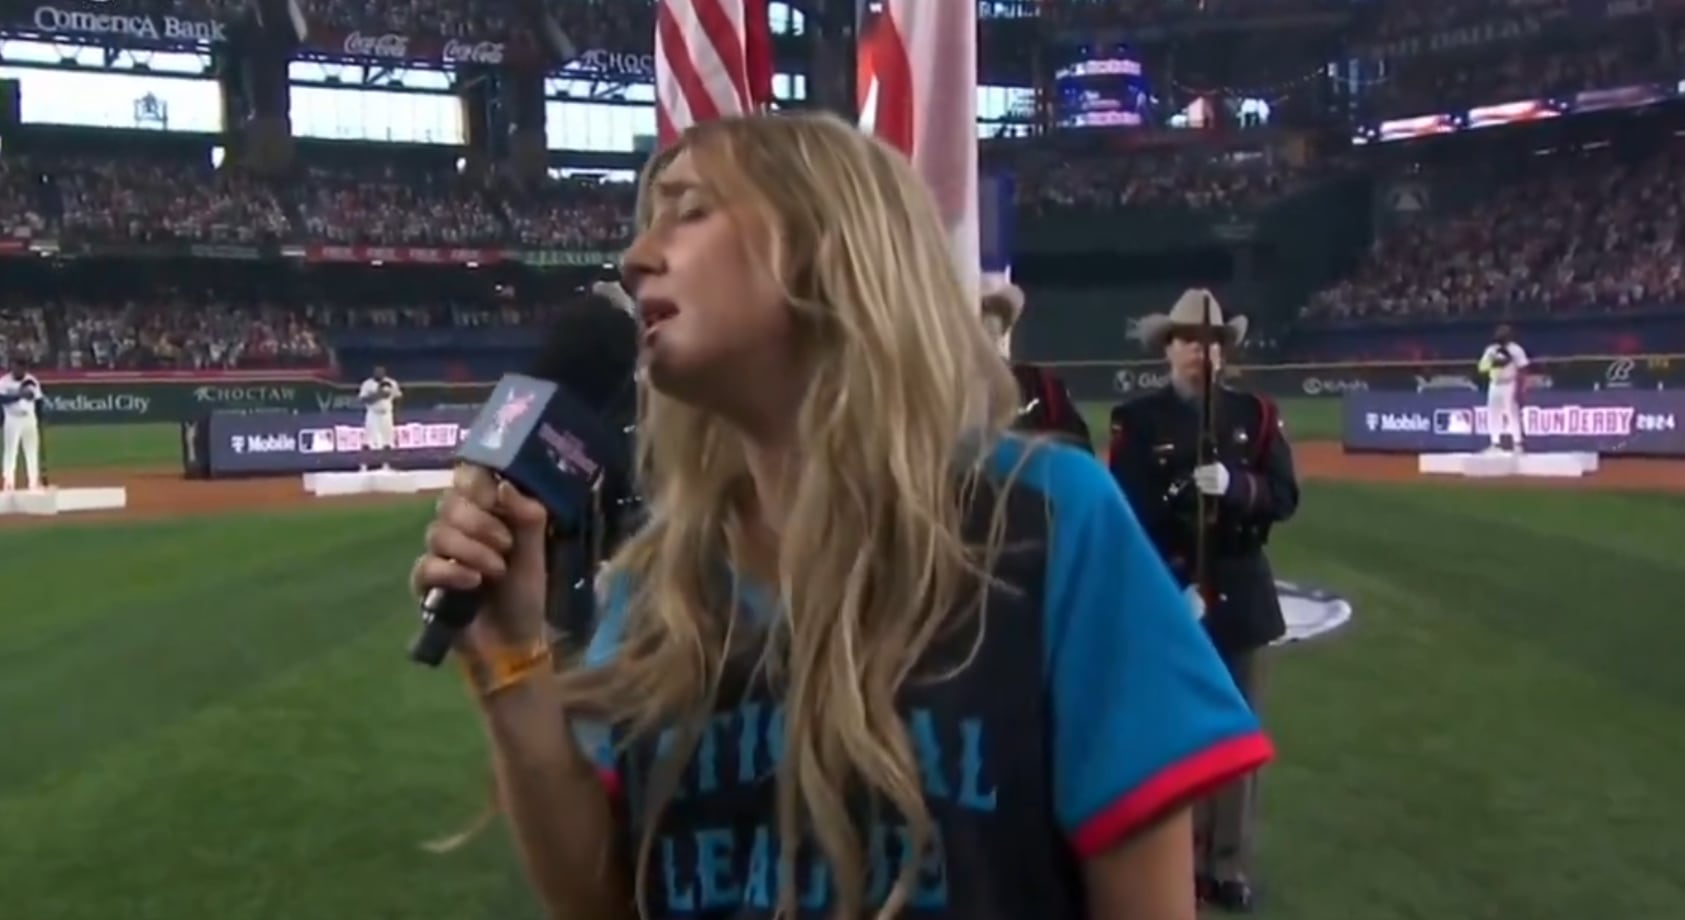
left=562, top=47, right=655, bottom=79
left=1052, top=355, right=1682, bottom=404
left=300, top=27, right=535, bottom=68
left=284, top=244, right=614, bottom=267
left=1353, top=0, right=1655, bottom=61
left=205, top=408, right=477, bottom=476
left=38, top=378, right=494, bottom=425
left=9, top=4, right=227, bottom=46
left=1341, top=389, right=1685, bottom=456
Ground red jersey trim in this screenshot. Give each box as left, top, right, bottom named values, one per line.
left=1069, top=732, right=1275, bottom=858
left=598, top=767, right=622, bottom=798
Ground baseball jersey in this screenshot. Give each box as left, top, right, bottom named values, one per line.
left=573, top=438, right=1273, bottom=918
left=0, top=373, right=42, bottom=422
left=358, top=376, right=402, bottom=414
left=1479, top=342, right=1529, bottom=386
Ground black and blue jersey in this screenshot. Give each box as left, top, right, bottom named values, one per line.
left=574, top=438, right=1272, bottom=918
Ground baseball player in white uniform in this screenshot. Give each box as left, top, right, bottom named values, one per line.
left=358, top=366, right=402, bottom=469
left=0, top=359, right=44, bottom=491
left=1478, top=324, right=1528, bottom=452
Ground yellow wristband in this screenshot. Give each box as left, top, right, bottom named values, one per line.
left=458, top=639, right=554, bottom=698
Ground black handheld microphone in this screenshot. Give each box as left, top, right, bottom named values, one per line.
left=408, top=296, right=639, bottom=666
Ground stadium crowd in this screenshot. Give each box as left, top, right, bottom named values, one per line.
left=0, top=157, right=49, bottom=243
left=294, top=165, right=509, bottom=247
left=49, top=302, right=327, bottom=371
left=1306, top=145, right=1684, bottom=323
left=1007, top=143, right=1304, bottom=213
left=306, top=301, right=547, bottom=329
left=0, top=306, right=50, bottom=365
left=6, top=143, right=1301, bottom=248
left=498, top=177, right=636, bottom=250
left=1045, top=0, right=1351, bottom=29
left=1361, top=32, right=1681, bottom=122
left=55, top=157, right=292, bottom=247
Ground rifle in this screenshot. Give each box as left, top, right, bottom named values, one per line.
left=1194, top=291, right=1218, bottom=608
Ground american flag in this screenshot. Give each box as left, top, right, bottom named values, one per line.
left=654, top=0, right=774, bottom=146
left=857, top=0, right=981, bottom=300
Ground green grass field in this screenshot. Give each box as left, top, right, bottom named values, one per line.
left=3, top=403, right=1682, bottom=919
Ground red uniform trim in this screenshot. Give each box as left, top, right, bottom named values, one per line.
left=1069, top=732, right=1275, bottom=858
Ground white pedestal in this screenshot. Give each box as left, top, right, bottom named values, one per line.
left=0, top=487, right=128, bottom=516
left=303, top=468, right=455, bottom=497
left=1417, top=451, right=1599, bottom=479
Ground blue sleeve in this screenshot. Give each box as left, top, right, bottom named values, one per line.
left=569, top=574, right=632, bottom=778
left=1003, top=440, right=1275, bottom=858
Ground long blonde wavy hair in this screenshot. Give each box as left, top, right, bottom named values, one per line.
left=557, top=112, right=1024, bottom=919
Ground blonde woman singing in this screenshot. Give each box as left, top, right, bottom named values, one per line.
left=410, top=112, right=1272, bottom=920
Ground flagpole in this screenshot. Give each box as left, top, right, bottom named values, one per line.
left=1195, top=291, right=1217, bottom=608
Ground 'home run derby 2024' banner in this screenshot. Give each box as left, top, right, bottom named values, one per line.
left=1342, top=389, right=1685, bottom=456
left=199, top=408, right=477, bottom=476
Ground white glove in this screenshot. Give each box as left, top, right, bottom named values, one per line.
left=1192, top=462, right=1230, bottom=496
left=1183, top=585, right=1207, bottom=620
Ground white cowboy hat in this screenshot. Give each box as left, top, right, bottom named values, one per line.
left=1134, top=288, right=1248, bottom=350
left=979, top=281, right=1026, bottom=327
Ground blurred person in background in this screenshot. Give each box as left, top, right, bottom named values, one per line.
left=981, top=282, right=1094, bottom=450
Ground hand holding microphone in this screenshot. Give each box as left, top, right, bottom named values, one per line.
left=406, top=292, right=638, bottom=667
left=411, top=475, right=551, bottom=650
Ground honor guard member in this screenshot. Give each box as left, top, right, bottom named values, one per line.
left=1106, top=289, right=1300, bottom=914
left=980, top=282, right=1093, bottom=451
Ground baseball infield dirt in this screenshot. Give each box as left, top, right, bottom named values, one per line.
left=0, top=467, right=426, bottom=527
left=4, top=445, right=1682, bottom=529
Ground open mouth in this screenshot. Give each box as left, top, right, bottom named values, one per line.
left=639, top=299, right=678, bottom=334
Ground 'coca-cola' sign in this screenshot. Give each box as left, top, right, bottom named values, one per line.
left=342, top=30, right=409, bottom=59
left=442, top=38, right=504, bottom=65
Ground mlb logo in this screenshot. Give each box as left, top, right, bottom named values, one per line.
left=333, top=425, right=364, bottom=452
left=1434, top=409, right=1474, bottom=435
left=300, top=429, right=336, bottom=454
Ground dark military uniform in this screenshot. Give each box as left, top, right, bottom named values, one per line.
left=1011, top=362, right=1092, bottom=452
left=1106, top=383, right=1299, bottom=911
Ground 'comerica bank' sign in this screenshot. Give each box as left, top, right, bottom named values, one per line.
left=27, top=5, right=227, bottom=44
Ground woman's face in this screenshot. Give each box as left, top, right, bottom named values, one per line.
left=621, top=149, right=792, bottom=404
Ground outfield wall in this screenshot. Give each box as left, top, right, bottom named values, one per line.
left=1341, top=389, right=1685, bottom=457
left=34, top=370, right=494, bottom=425
left=1051, top=353, right=1681, bottom=403
left=34, top=354, right=1682, bottom=428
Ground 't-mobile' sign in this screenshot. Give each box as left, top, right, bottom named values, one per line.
left=206, top=408, right=477, bottom=475
left=1342, top=389, right=1684, bottom=456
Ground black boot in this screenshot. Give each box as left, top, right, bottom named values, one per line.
left=1206, top=879, right=1257, bottom=913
